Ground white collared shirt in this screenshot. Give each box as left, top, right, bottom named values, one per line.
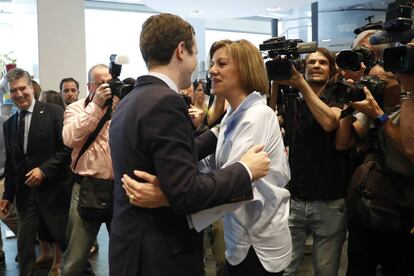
left=204, top=92, right=292, bottom=272
left=18, top=99, right=35, bottom=154
left=147, top=72, right=179, bottom=93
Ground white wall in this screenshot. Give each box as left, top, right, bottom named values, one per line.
left=37, top=0, right=87, bottom=97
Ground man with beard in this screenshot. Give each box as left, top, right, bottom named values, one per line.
left=277, top=48, right=348, bottom=276
left=59, top=77, right=79, bottom=107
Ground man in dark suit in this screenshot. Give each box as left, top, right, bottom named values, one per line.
left=0, top=68, right=72, bottom=275
left=109, top=13, right=270, bottom=276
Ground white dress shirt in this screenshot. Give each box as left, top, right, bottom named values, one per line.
left=211, top=92, right=292, bottom=272
left=19, top=99, right=35, bottom=154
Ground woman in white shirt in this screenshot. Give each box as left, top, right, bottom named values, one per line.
left=206, top=39, right=292, bottom=276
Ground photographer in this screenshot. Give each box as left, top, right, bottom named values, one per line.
left=335, top=30, right=414, bottom=275
left=61, top=64, right=119, bottom=276
left=277, top=48, right=348, bottom=276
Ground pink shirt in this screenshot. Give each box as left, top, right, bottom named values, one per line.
left=62, top=98, right=113, bottom=180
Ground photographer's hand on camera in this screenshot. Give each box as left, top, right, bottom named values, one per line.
left=93, top=83, right=112, bottom=108
left=350, top=87, right=384, bottom=119
left=275, top=64, right=306, bottom=89
left=340, top=62, right=366, bottom=82
left=278, top=64, right=341, bottom=132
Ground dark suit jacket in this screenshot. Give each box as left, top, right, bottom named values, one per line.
left=109, top=76, right=253, bottom=276
left=3, top=101, right=72, bottom=213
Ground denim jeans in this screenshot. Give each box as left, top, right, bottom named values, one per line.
left=284, top=198, right=347, bottom=276
left=62, top=183, right=110, bottom=276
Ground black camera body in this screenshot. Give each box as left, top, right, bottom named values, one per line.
left=383, top=0, right=412, bottom=32
left=259, top=36, right=317, bottom=80
left=380, top=1, right=414, bottom=73
left=106, top=54, right=134, bottom=106
left=336, top=46, right=375, bottom=71
left=335, top=75, right=386, bottom=106
left=384, top=45, right=414, bottom=72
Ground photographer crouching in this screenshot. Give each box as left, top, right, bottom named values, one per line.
left=273, top=48, right=349, bottom=276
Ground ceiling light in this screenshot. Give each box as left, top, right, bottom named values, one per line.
left=267, top=7, right=281, bottom=12
left=190, top=9, right=203, bottom=15
left=321, top=38, right=332, bottom=42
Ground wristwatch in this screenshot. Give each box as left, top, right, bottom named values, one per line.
left=373, top=113, right=389, bottom=128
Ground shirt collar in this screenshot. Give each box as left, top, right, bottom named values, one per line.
left=147, top=72, right=179, bottom=93
left=19, top=99, right=35, bottom=114
left=225, top=92, right=265, bottom=122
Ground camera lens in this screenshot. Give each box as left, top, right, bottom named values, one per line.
left=336, top=51, right=361, bottom=71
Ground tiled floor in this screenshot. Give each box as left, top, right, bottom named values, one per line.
left=0, top=223, right=348, bottom=276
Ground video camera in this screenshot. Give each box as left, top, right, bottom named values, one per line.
left=368, top=0, right=414, bottom=72
left=336, top=46, right=375, bottom=72
left=107, top=54, right=134, bottom=106
left=334, top=75, right=386, bottom=106
left=259, top=36, right=317, bottom=80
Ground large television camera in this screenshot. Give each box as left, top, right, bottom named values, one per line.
left=259, top=36, right=317, bottom=80
left=369, top=0, right=414, bottom=72
left=106, top=54, right=134, bottom=106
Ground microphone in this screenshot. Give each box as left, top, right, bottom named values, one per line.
left=114, top=54, right=130, bottom=65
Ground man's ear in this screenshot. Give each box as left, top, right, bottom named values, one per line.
left=176, top=41, right=186, bottom=61
left=87, top=82, right=93, bottom=92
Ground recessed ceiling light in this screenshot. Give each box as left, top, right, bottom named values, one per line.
left=267, top=7, right=281, bottom=12
left=190, top=9, right=203, bottom=15
left=321, top=38, right=332, bottom=42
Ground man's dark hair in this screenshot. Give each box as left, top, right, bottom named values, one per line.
left=305, top=47, right=338, bottom=86
left=140, top=13, right=195, bottom=68
left=5, top=68, right=32, bottom=85
left=59, top=77, right=79, bottom=91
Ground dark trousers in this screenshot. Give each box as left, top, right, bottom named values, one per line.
left=18, top=191, right=68, bottom=276
left=38, top=217, right=54, bottom=242
left=225, top=247, right=284, bottom=276
left=347, top=219, right=414, bottom=276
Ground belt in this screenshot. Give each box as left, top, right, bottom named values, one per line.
left=74, top=174, right=86, bottom=184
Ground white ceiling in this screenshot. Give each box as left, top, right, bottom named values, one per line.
left=99, top=0, right=392, bottom=19
left=142, top=0, right=316, bottom=19
left=0, top=0, right=392, bottom=20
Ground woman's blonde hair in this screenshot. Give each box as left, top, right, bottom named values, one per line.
left=209, top=39, right=269, bottom=95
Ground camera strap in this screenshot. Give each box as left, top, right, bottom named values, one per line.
left=73, top=106, right=111, bottom=170
left=340, top=107, right=356, bottom=119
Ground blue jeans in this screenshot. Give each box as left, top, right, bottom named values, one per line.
left=62, top=183, right=110, bottom=276
left=284, top=199, right=347, bottom=276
